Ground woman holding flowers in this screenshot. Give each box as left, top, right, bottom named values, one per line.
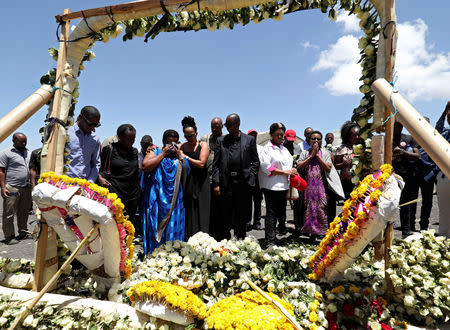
left=297, top=131, right=343, bottom=238
left=258, top=122, right=298, bottom=248
left=141, top=130, right=189, bottom=254
left=179, top=116, right=210, bottom=239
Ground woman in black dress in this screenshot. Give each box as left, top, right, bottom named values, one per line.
left=98, top=124, right=141, bottom=235
left=180, top=116, right=211, bottom=238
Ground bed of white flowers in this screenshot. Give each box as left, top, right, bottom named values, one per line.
left=0, top=230, right=448, bottom=329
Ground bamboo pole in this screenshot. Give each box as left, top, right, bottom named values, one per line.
left=372, top=78, right=450, bottom=178
left=56, top=0, right=281, bottom=22
left=46, top=8, right=71, bottom=173
left=380, top=0, right=397, bottom=301
left=9, top=223, right=101, bottom=330
left=32, top=217, right=48, bottom=292
left=382, top=0, right=397, bottom=165
left=0, top=85, right=53, bottom=143
left=33, top=8, right=71, bottom=293
left=246, top=279, right=301, bottom=330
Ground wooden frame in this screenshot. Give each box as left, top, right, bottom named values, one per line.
left=2, top=0, right=426, bottom=297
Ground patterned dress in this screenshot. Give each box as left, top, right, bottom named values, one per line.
left=301, top=151, right=328, bottom=235
left=141, top=148, right=189, bottom=254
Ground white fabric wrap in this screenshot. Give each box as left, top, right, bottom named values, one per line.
left=68, top=195, right=113, bottom=225
left=31, top=182, right=121, bottom=276
left=74, top=215, right=102, bottom=253
left=100, top=223, right=121, bottom=279
left=51, top=186, right=81, bottom=208
left=135, top=301, right=194, bottom=326
left=323, top=175, right=403, bottom=282
left=32, top=183, right=60, bottom=207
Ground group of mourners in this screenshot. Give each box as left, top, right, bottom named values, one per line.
left=1, top=102, right=449, bottom=250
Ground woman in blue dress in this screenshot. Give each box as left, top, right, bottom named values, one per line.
left=141, top=130, right=189, bottom=254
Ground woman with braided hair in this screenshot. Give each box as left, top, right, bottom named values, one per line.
left=179, top=116, right=211, bottom=239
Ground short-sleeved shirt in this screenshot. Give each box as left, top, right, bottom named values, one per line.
left=66, top=123, right=101, bottom=182
left=392, top=134, right=419, bottom=176
left=0, top=146, right=31, bottom=187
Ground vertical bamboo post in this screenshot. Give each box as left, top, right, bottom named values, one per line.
left=33, top=8, right=71, bottom=292
left=382, top=0, right=397, bottom=301
left=46, top=8, right=71, bottom=173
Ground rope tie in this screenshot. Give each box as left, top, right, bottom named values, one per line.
left=105, top=6, right=117, bottom=24
left=44, top=117, right=68, bottom=142
left=383, top=20, right=396, bottom=56
left=144, top=0, right=172, bottom=42
left=382, top=72, right=398, bottom=125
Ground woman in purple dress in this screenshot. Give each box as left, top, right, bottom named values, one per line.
left=297, top=131, right=333, bottom=238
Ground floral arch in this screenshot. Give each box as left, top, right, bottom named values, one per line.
left=34, top=0, right=396, bottom=184
left=0, top=0, right=397, bottom=291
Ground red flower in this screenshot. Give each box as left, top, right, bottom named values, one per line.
left=329, top=320, right=338, bottom=330
left=342, top=303, right=356, bottom=317
left=371, top=300, right=383, bottom=317
left=327, top=311, right=338, bottom=322
left=381, top=323, right=392, bottom=330
left=356, top=297, right=368, bottom=306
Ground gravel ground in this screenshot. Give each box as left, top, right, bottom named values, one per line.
left=0, top=191, right=441, bottom=261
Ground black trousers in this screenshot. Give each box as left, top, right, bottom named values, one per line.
left=412, top=175, right=435, bottom=230
left=327, top=189, right=337, bottom=224
left=209, top=184, right=225, bottom=240
left=342, top=179, right=354, bottom=200
left=219, top=179, right=252, bottom=240
left=399, top=173, right=420, bottom=236
left=293, top=192, right=304, bottom=231
left=123, top=197, right=140, bottom=236
left=249, top=186, right=262, bottom=226
left=263, top=189, right=288, bottom=245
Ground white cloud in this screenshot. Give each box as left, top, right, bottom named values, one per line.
left=311, top=35, right=361, bottom=96
left=335, top=13, right=360, bottom=33
left=301, top=41, right=319, bottom=51
left=395, top=19, right=450, bottom=101
left=311, top=18, right=450, bottom=100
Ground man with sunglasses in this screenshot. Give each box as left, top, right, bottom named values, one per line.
left=66, top=106, right=101, bottom=182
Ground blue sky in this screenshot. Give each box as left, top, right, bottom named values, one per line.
left=1, top=0, right=449, bottom=151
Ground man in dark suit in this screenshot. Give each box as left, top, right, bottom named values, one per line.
left=212, top=113, right=260, bottom=240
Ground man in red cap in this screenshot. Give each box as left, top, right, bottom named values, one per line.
left=247, top=129, right=263, bottom=231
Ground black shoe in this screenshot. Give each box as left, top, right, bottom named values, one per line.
left=278, top=227, right=287, bottom=236
left=4, top=237, right=19, bottom=245
left=253, top=223, right=262, bottom=230
left=264, top=242, right=276, bottom=249
left=246, top=223, right=253, bottom=232
left=17, top=233, right=31, bottom=240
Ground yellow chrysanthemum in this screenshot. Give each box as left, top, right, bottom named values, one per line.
left=128, top=281, right=207, bottom=320
left=349, top=286, right=359, bottom=293
left=308, top=311, right=318, bottom=323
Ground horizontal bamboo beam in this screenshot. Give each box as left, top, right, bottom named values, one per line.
left=372, top=78, right=450, bottom=178
left=56, top=0, right=192, bottom=22
left=0, top=85, right=54, bottom=143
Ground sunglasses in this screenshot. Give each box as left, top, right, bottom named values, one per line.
left=184, top=133, right=196, bottom=139
left=310, top=137, right=322, bottom=141
left=225, top=122, right=236, bottom=128
left=82, top=114, right=101, bottom=128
